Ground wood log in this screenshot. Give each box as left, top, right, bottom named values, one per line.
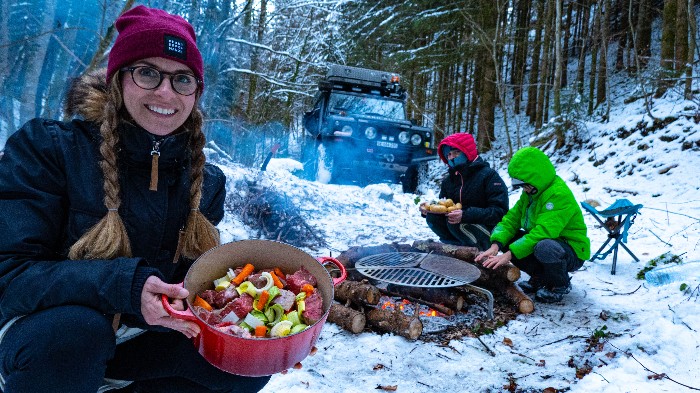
left=328, top=303, right=366, bottom=333
left=504, top=282, right=535, bottom=314
left=336, top=243, right=413, bottom=281
left=366, top=308, right=423, bottom=340
left=379, top=287, right=454, bottom=316
left=412, top=240, right=479, bottom=261
left=385, top=284, right=464, bottom=311
left=410, top=240, right=520, bottom=282
left=335, top=280, right=381, bottom=306
left=474, top=263, right=521, bottom=284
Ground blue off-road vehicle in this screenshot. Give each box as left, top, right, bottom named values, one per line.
left=301, top=64, right=437, bottom=193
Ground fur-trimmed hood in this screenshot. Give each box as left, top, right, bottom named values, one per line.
left=63, top=69, right=111, bottom=123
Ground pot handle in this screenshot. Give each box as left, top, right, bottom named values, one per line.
left=161, top=288, right=198, bottom=323
left=316, top=256, right=347, bottom=286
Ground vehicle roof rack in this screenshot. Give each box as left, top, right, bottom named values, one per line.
left=326, top=64, right=398, bottom=88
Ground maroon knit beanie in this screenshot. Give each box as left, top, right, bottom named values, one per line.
left=437, top=133, right=478, bottom=163
left=106, top=6, right=204, bottom=89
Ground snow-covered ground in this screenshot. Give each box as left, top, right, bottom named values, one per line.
left=207, top=76, right=700, bottom=392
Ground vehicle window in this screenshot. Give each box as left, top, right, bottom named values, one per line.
left=328, top=93, right=406, bottom=121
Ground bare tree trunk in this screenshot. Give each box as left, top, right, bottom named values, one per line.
left=597, top=1, right=609, bottom=109
left=536, top=0, right=553, bottom=130
left=246, top=0, right=267, bottom=122
left=675, top=0, right=689, bottom=71
left=511, top=0, right=530, bottom=115
left=661, top=0, right=678, bottom=70
left=476, top=0, right=497, bottom=152
left=554, top=0, right=563, bottom=117
left=576, top=0, right=592, bottom=93
left=636, top=0, right=653, bottom=67
left=527, top=0, right=545, bottom=124
left=685, top=0, right=697, bottom=98
left=588, top=7, right=599, bottom=116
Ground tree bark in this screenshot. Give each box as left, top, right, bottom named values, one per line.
left=504, top=282, right=535, bottom=314
left=328, top=303, right=366, bottom=334
left=366, top=308, right=423, bottom=340
left=334, top=280, right=381, bottom=306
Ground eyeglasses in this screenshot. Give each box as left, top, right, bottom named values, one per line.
left=121, top=66, right=200, bottom=96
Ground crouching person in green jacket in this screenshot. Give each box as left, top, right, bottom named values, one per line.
left=475, top=147, right=590, bottom=303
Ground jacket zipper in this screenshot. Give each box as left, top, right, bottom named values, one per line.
left=149, top=140, right=161, bottom=191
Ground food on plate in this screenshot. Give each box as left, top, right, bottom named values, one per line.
left=193, top=264, right=321, bottom=339
left=421, top=199, right=462, bottom=214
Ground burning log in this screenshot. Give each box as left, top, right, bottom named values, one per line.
left=379, top=287, right=455, bottom=316
left=328, top=303, right=366, bottom=334
left=366, top=308, right=423, bottom=340
left=385, top=284, right=464, bottom=312
left=335, top=280, right=381, bottom=306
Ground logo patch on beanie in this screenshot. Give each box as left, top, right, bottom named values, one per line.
left=546, top=202, right=554, bottom=210
left=164, top=35, right=187, bottom=60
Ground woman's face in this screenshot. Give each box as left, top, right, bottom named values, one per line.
left=121, top=57, right=197, bottom=136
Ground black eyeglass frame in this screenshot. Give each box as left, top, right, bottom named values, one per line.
left=120, top=66, right=201, bottom=96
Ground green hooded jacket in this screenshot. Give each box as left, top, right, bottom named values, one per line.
left=490, top=147, right=591, bottom=261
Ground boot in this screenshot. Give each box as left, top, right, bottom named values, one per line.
left=517, top=277, right=544, bottom=294
left=535, top=282, right=572, bottom=303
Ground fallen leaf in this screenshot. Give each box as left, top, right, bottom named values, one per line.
left=373, top=364, right=385, bottom=371
left=502, top=337, right=514, bottom=347
left=375, top=384, right=397, bottom=391
left=536, top=359, right=546, bottom=367
left=605, top=351, right=616, bottom=359
left=647, top=373, right=667, bottom=380
left=543, top=388, right=558, bottom=393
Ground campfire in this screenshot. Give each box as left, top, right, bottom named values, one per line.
left=325, top=241, right=534, bottom=341
left=380, top=296, right=442, bottom=317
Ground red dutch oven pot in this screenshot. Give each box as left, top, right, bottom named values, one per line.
left=162, top=239, right=346, bottom=376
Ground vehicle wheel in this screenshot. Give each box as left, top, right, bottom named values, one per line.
left=401, top=162, right=429, bottom=193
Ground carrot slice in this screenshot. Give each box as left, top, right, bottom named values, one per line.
left=269, top=271, right=284, bottom=289
left=301, top=284, right=314, bottom=296
left=254, top=290, right=270, bottom=311
left=254, top=325, right=268, bottom=337
left=273, top=268, right=285, bottom=280
left=232, top=263, right=255, bottom=285
left=193, top=295, right=213, bottom=311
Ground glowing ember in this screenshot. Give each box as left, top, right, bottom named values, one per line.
left=379, top=296, right=445, bottom=317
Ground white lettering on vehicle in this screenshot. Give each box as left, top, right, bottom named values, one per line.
left=376, top=141, right=398, bottom=149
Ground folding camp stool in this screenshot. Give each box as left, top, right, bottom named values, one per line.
left=580, top=199, right=644, bottom=275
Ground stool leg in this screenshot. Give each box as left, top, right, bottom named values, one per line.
left=592, top=237, right=613, bottom=260
left=611, top=243, right=619, bottom=274
left=619, top=241, right=640, bottom=262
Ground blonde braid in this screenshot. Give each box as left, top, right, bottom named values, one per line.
left=180, top=104, right=220, bottom=260
left=68, top=76, right=133, bottom=260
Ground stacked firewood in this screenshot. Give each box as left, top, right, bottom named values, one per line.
left=326, top=241, right=534, bottom=340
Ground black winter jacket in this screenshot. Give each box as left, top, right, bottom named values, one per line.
left=437, top=157, right=509, bottom=229
left=0, top=117, right=225, bottom=328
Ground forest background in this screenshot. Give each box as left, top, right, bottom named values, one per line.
left=0, top=0, right=698, bottom=165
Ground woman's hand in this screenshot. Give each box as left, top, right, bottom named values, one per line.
left=141, top=275, right=201, bottom=338
left=446, top=209, right=462, bottom=224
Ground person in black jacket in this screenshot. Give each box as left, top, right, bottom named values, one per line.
left=0, top=6, right=269, bottom=393
left=420, top=133, right=509, bottom=250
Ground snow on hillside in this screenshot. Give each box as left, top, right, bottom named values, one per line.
left=205, top=75, right=700, bottom=392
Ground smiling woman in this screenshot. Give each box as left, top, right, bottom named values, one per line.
left=0, top=5, right=270, bottom=393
